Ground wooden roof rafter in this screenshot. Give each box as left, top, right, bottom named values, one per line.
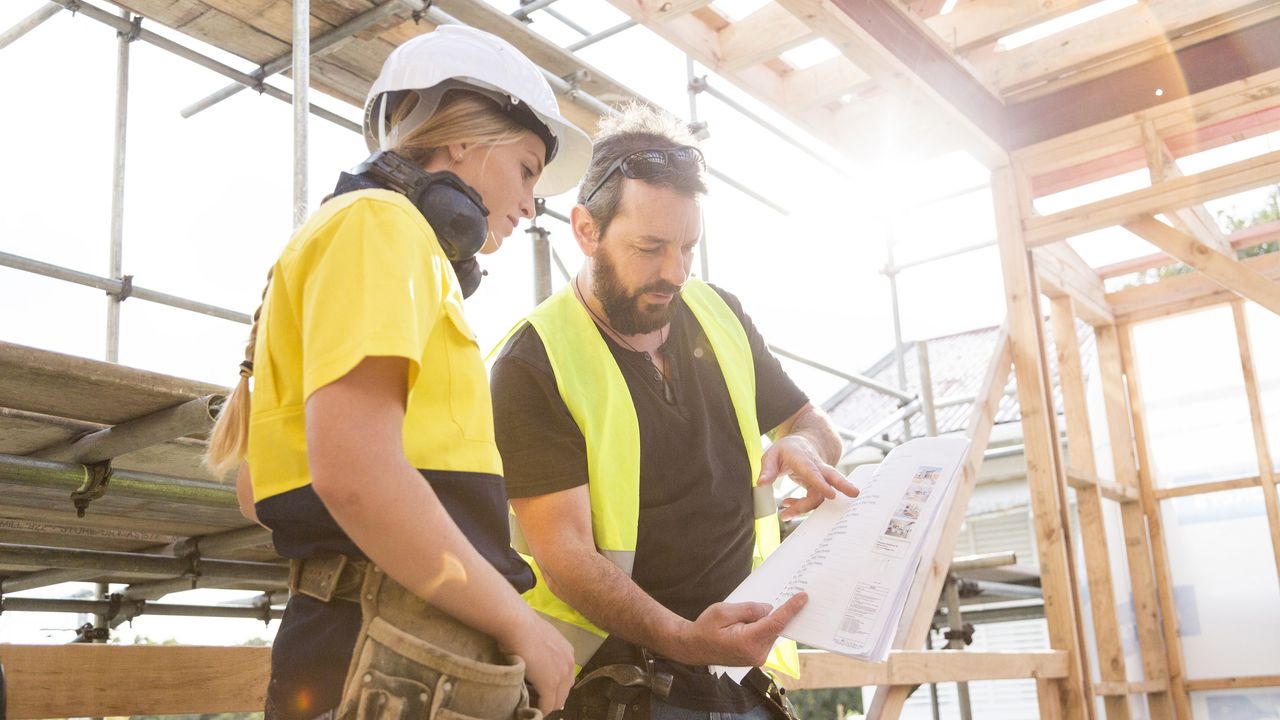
left=965, top=0, right=1280, bottom=102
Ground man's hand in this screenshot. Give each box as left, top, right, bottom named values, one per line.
left=759, top=435, right=859, bottom=520
left=662, top=593, right=807, bottom=667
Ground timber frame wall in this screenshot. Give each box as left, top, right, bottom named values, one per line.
left=4, top=1, right=1280, bottom=718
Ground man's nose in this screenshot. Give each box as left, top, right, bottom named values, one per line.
left=660, top=246, right=690, bottom=287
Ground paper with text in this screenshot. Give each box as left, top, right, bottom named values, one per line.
left=710, top=436, right=969, bottom=682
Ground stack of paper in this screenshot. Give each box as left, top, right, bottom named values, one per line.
left=712, top=436, right=969, bottom=681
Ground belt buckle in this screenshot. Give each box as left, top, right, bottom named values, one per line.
left=295, top=554, right=349, bottom=603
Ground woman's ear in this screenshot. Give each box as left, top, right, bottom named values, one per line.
left=445, top=142, right=466, bottom=165
left=570, top=205, right=599, bottom=257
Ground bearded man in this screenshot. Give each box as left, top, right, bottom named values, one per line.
left=490, top=105, right=857, bottom=720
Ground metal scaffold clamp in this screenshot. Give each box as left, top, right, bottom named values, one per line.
left=254, top=591, right=275, bottom=626
left=109, top=274, right=134, bottom=302
left=73, top=622, right=110, bottom=643
left=71, top=460, right=113, bottom=518
left=118, top=14, right=142, bottom=42
left=173, top=537, right=203, bottom=589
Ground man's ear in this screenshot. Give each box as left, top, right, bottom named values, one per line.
left=571, top=205, right=600, bottom=257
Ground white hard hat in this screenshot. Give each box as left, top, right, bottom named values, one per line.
left=364, top=25, right=592, bottom=197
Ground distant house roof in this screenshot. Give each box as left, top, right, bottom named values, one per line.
left=821, top=321, right=1096, bottom=445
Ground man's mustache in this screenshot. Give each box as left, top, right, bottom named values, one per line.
left=635, top=281, right=683, bottom=297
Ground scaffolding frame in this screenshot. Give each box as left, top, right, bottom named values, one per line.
left=3, top=0, right=1280, bottom=718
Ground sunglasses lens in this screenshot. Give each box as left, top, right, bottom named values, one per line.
left=620, top=147, right=704, bottom=179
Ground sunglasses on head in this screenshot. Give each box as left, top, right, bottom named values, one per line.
left=582, top=146, right=706, bottom=205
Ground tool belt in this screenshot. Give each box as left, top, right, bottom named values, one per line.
left=554, top=650, right=796, bottom=720
left=288, top=555, right=541, bottom=720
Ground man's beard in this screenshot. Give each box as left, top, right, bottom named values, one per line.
left=592, top=247, right=682, bottom=335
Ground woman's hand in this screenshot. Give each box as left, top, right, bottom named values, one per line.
left=497, top=608, right=576, bottom=714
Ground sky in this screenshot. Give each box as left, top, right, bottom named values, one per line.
left=2, top=0, right=1278, bottom=647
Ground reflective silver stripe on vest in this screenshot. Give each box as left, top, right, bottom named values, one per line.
left=536, top=610, right=607, bottom=667
left=753, top=484, right=777, bottom=520
left=510, top=514, right=531, bottom=555
left=513, top=516, right=637, bottom=576
left=600, top=549, right=635, bottom=576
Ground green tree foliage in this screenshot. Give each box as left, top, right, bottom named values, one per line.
left=1151, top=188, right=1279, bottom=280
left=786, top=686, right=864, bottom=719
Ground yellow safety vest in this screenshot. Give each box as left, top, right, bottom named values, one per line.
left=512, top=278, right=800, bottom=678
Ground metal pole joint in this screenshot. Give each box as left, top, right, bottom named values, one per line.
left=71, top=459, right=113, bottom=518
left=688, top=75, right=708, bottom=94
left=117, top=13, right=141, bottom=41
left=106, top=273, right=134, bottom=301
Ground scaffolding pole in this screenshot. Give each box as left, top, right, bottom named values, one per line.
left=292, top=0, right=310, bottom=229
left=106, top=8, right=133, bottom=363
left=47, top=0, right=359, bottom=135
left=0, top=2, right=61, bottom=51
left=0, top=453, right=236, bottom=509
left=32, top=395, right=223, bottom=464
left=689, top=76, right=856, bottom=182
left=1, top=595, right=285, bottom=622
left=182, top=0, right=424, bottom=119
left=566, top=19, right=636, bottom=52
left=0, top=543, right=288, bottom=585
left=511, top=0, right=563, bottom=22
left=529, top=220, right=553, bottom=304
left=768, top=345, right=913, bottom=401
left=0, top=250, right=251, bottom=324
left=3, top=525, right=272, bottom=595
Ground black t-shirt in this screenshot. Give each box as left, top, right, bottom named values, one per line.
left=491, top=285, right=808, bottom=710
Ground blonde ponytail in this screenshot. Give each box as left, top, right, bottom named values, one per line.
left=205, top=268, right=273, bottom=476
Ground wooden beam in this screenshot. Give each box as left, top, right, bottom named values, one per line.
left=718, top=3, right=815, bottom=71
left=777, top=0, right=1008, bottom=166
left=780, top=55, right=872, bottom=110
left=1025, top=148, right=1280, bottom=246
left=1066, top=470, right=1141, bottom=503
left=1004, top=14, right=1280, bottom=151
left=991, top=165, right=1092, bottom=717
left=1098, top=220, right=1280, bottom=279
left=1152, top=475, right=1266, bottom=500
left=1117, top=324, right=1194, bottom=717
left=0, top=644, right=270, bottom=717
left=1032, top=243, right=1114, bottom=326
left=1094, top=679, right=1172, bottom=696
left=1094, top=323, right=1176, bottom=718
left=627, top=0, right=716, bottom=21
left=1123, top=216, right=1280, bottom=316
left=1050, top=297, right=1132, bottom=720
left=868, top=325, right=1013, bottom=716
left=787, top=649, right=1069, bottom=690
left=969, top=0, right=1280, bottom=97
left=926, top=0, right=1104, bottom=53
left=1140, top=120, right=1234, bottom=255
left=1229, top=301, right=1280, bottom=588
left=1184, top=674, right=1280, bottom=692
left=1018, top=67, right=1280, bottom=196
left=1108, top=249, right=1280, bottom=325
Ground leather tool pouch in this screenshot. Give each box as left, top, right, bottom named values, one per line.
left=321, top=561, right=541, bottom=720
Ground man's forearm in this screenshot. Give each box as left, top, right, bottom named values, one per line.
left=782, top=406, right=843, bottom=465
left=540, top=544, right=688, bottom=659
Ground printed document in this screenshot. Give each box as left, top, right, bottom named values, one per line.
left=712, top=436, right=970, bottom=680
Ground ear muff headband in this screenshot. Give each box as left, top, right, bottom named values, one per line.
left=350, top=151, right=490, bottom=263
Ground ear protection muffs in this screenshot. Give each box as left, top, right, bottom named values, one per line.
left=350, top=151, right=491, bottom=263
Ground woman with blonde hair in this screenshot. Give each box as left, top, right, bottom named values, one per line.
left=205, top=25, right=590, bottom=720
